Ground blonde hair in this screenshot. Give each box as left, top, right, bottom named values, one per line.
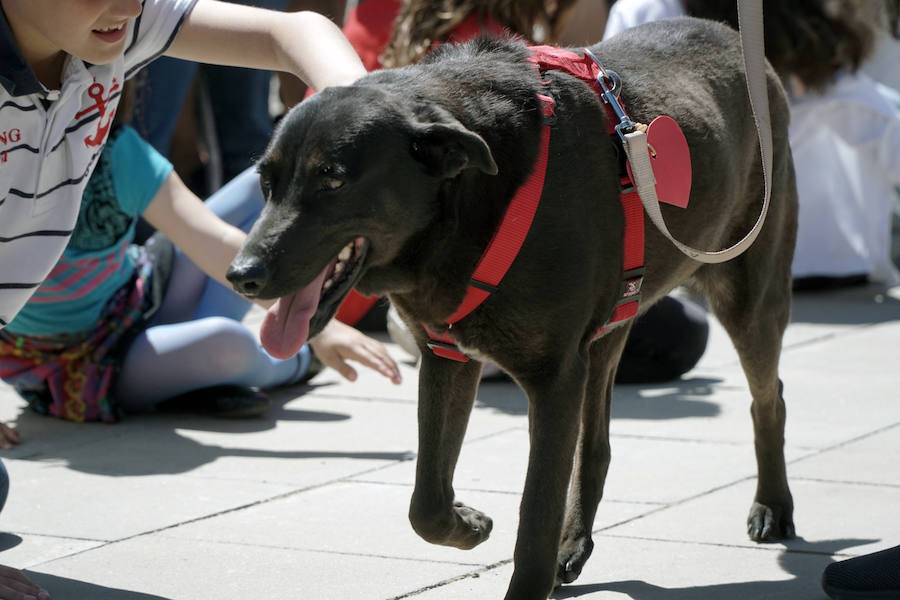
left=380, top=0, right=578, bottom=68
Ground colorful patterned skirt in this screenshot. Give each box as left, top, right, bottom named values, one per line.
left=0, top=239, right=172, bottom=423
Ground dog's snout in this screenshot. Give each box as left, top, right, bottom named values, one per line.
left=226, top=258, right=269, bottom=297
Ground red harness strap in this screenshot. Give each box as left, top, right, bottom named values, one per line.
left=425, top=47, right=645, bottom=362
left=424, top=95, right=554, bottom=362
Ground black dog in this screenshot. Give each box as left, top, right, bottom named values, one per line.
left=228, top=17, right=797, bottom=600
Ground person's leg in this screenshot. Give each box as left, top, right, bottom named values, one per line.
left=133, top=57, right=199, bottom=157
left=132, top=57, right=201, bottom=243
left=114, top=317, right=311, bottom=412
left=150, top=166, right=264, bottom=326
left=204, top=64, right=277, bottom=182
left=614, top=294, right=710, bottom=384
left=114, top=166, right=306, bottom=412
left=0, top=459, right=8, bottom=514
left=203, top=0, right=290, bottom=180
left=192, top=166, right=265, bottom=320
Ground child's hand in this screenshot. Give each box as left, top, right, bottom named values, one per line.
left=0, top=423, right=19, bottom=450
left=0, top=564, right=50, bottom=599
left=310, top=320, right=402, bottom=384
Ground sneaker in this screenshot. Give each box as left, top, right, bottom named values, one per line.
left=156, top=385, right=270, bottom=419
left=822, top=544, right=900, bottom=599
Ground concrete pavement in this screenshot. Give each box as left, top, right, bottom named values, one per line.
left=1, top=283, right=898, bottom=599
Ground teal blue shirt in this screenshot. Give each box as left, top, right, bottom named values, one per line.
left=7, top=126, right=173, bottom=335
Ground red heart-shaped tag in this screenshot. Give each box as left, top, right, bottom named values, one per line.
left=626, top=115, right=692, bottom=209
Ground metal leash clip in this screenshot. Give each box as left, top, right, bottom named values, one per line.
left=582, top=47, right=636, bottom=141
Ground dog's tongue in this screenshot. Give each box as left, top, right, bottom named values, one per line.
left=259, top=266, right=330, bottom=359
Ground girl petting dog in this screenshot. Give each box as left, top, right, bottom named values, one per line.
left=0, top=0, right=400, bottom=432
left=0, top=79, right=401, bottom=428
left=0, top=1, right=398, bottom=596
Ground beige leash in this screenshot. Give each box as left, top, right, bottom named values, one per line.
left=619, top=0, right=773, bottom=263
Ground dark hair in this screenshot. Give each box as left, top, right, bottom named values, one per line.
left=683, top=0, right=877, bottom=91
left=381, top=0, right=580, bottom=67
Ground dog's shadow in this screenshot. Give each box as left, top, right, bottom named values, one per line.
left=551, top=537, right=872, bottom=600
left=475, top=376, right=722, bottom=419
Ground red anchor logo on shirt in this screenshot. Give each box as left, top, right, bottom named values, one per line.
left=77, top=78, right=120, bottom=147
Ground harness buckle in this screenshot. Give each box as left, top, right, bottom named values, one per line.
left=621, top=267, right=644, bottom=298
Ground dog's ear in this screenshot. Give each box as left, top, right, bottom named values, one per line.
left=411, top=122, right=498, bottom=178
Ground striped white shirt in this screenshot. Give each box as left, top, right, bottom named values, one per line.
left=0, top=0, right=197, bottom=327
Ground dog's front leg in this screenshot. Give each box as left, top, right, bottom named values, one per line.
left=504, top=357, right=587, bottom=600
left=557, top=329, right=630, bottom=585
left=409, top=352, right=492, bottom=550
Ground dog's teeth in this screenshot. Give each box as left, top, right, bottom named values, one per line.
left=323, top=279, right=333, bottom=290
left=334, top=262, right=345, bottom=274
left=338, top=245, right=352, bottom=261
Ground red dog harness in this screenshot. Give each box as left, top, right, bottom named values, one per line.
left=425, top=47, right=647, bottom=362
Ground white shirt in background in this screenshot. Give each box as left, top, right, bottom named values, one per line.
left=789, top=72, right=900, bottom=285
left=602, top=0, right=685, bottom=39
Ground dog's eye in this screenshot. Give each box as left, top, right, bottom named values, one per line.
left=316, top=164, right=346, bottom=192
left=321, top=176, right=344, bottom=191
left=258, top=174, right=275, bottom=201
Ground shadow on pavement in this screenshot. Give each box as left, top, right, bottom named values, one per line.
left=791, top=284, right=900, bottom=325
left=612, top=376, right=723, bottom=420
left=551, top=537, right=877, bottom=600
left=26, top=572, right=174, bottom=600
left=5, top=401, right=413, bottom=477
left=0, top=533, right=22, bottom=551
left=474, top=376, right=723, bottom=421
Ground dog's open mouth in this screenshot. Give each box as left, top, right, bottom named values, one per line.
left=260, top=237, right=368, bottom=359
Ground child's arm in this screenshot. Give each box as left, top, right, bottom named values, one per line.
left=142, top=173, right=249, bottom=298
left=165, top=0, right=366, bottom=92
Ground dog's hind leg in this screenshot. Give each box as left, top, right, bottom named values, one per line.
left=700, top=251, right=796, bottom=541
left=504, top=353, right=589, bottom=600
left=555, top=328, right=631, bottom=585
left=408, top=353, right=493, bottom=550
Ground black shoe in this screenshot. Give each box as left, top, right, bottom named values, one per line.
left=822, top=544, right=900, bottom=599
left=793, top=273, right=869, bottom=292
left=296, top=352, right=324, bottom=385
left=156, top=385, right=270, bottom=419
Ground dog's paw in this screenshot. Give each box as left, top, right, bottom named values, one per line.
left=747, top=501, right=796, bottom=542
left=555, top=535, right=594, bottom=585
left=410, top=498, right=493, bottom=549
left=449, top=500, right=493, bottom=549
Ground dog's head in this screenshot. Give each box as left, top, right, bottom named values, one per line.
left=226, top=83, right=497, bottom=358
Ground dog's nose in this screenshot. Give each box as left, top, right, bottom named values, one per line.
left=226, top=258, right=269, bottom=297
